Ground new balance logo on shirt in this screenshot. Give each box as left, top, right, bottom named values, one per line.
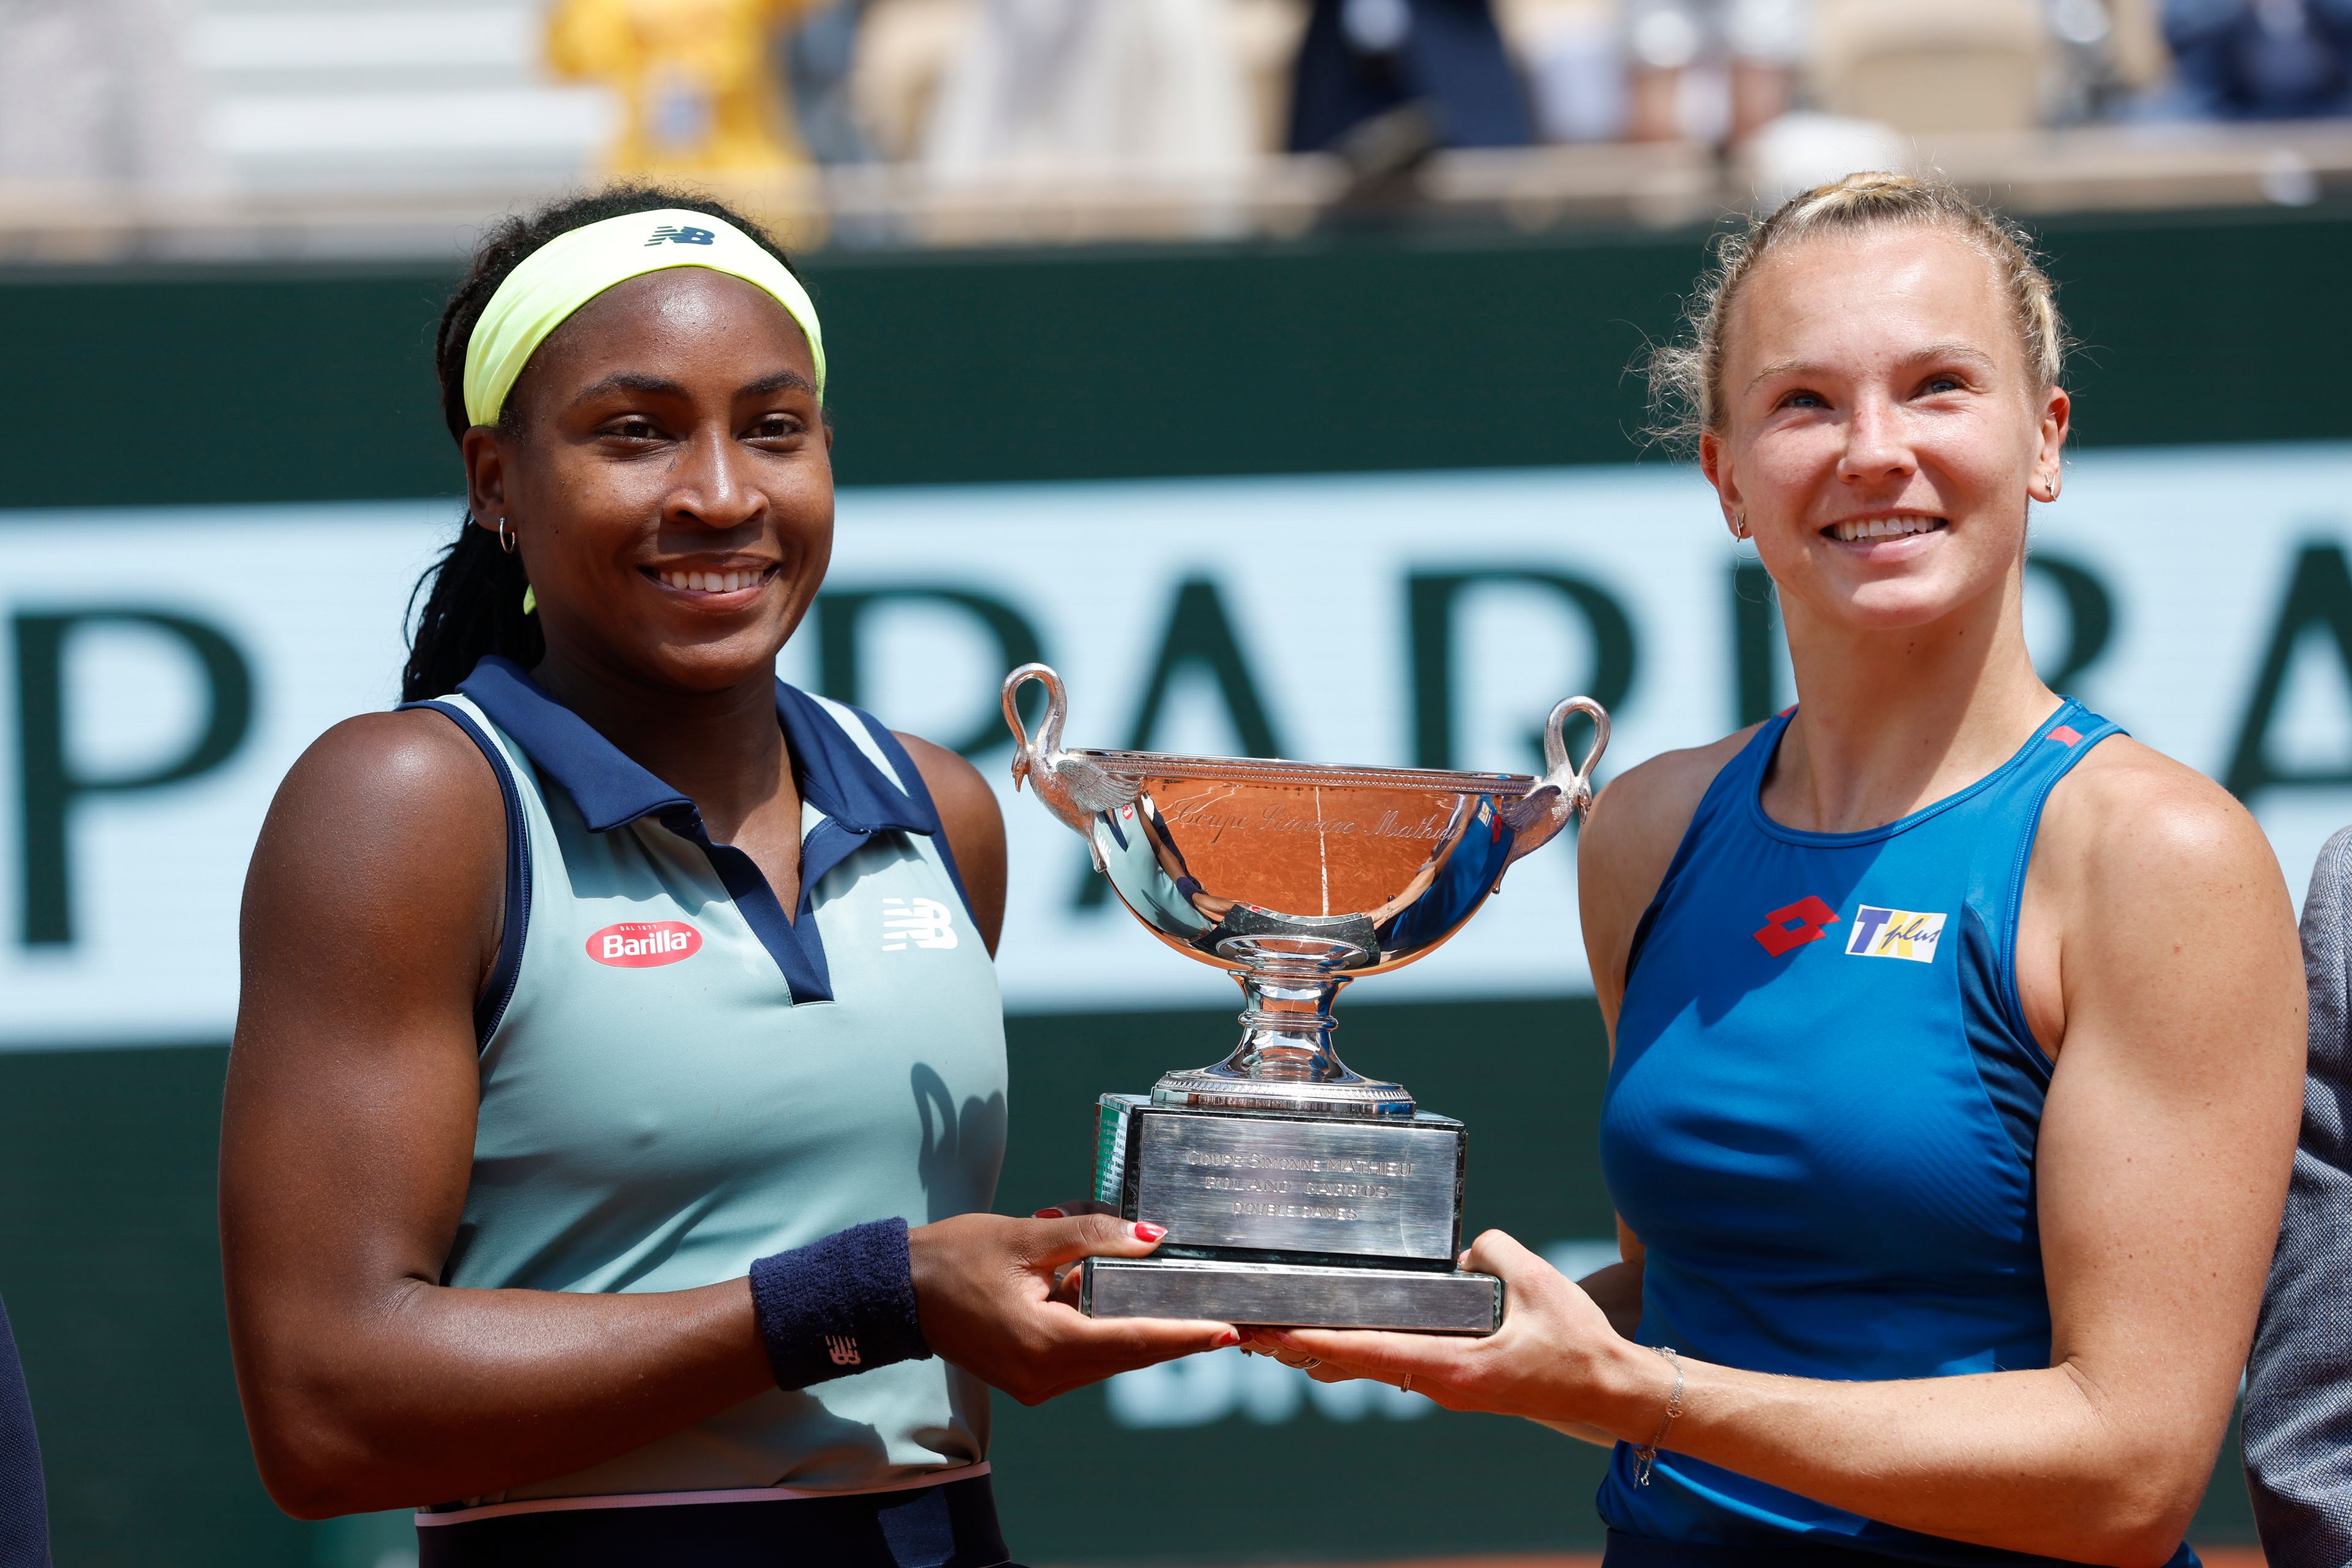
left=1755, top=897, right=1948, bottom=965
left=881, top=897, right=958, bottom=951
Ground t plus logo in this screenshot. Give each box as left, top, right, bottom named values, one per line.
left=1752, top=895, right=1840, bottom=957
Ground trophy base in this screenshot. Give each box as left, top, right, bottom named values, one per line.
left=1081, top=1256, right=1501, bottom=1333
left=1151, top=1067, right=1415, bottom=1119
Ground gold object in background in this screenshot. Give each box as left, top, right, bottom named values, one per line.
left=548, top=0, right=821, bottom=177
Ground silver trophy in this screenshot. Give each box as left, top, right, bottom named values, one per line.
left=1004, top=663, right=1607, bottom=1333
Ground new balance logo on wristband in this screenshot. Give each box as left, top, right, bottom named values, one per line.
left=824, top=1335, right=861, bottom=1366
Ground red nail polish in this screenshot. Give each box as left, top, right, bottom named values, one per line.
left=1134, top=1221, right=1167, bottom=1243
left=1033, top=1207, right=1063, bottom=1218
left=1215, top=1329, right=1240, bottom=1346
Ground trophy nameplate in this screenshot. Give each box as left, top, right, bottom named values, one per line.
left=1004, top=663, right=1607, bottom=1333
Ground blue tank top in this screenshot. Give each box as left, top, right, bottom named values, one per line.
left=1597, top=701, right=2194, bottom=1567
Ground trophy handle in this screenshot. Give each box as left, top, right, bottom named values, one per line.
left=1501, top=696, right=1610, bottom=865
left=1001, top=662, right=1134, bottom=869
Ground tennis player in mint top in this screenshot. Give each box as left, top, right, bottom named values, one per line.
left=220, top=187, right=1234, bottom=1567
left=1243, top=174, right=2305, bottom=1567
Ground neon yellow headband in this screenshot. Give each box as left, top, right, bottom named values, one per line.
left=461, top=208, right=826, bottom=428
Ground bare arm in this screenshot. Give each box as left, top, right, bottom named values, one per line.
left=1255, top=745, right=2305, bottom=1567
left=221, top=713, right=775, bottom=1516
left=222, top=714, right=1224, bottom=1519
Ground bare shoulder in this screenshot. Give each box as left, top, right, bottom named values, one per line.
left=248, top=708, right=507, bottom=938
left=266, top=708, right=503, bottom=854
left=1580, top=726, right=1760, bottom=1020
left=1581, top=726, right=1759, bottom=894
left=892, top=731, right=1001, bottom=830
left=2038, top=735, right=2283, bottom=902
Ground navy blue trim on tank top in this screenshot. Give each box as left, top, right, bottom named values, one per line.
left=861, top=718, right=979, bottom=928
left=451, top=657, right=948, bottom=1008
left=399, top=698, right=533, bottom=1049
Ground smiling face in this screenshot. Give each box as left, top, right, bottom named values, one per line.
left=1700, top=224, right=2068, bottom=636
left=462, top=266, right=832, bottom=695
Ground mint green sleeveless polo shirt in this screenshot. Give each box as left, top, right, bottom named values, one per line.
left=409, top=656, right=1007, bottom=1507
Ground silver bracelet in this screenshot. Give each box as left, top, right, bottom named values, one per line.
left=1633, top=1346, right=1684, bottom=1487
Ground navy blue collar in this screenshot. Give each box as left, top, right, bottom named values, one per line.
left=456, top=655, right=938, bottom=841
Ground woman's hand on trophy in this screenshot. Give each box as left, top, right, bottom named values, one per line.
left=1236, top=1229, right=1662, bottom=1438
left=908, top=1212, right=1238, bottom=1406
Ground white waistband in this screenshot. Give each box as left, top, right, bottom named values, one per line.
left=415, top=1460, right=990, bottom=1527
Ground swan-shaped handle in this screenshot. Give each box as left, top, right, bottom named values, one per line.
left=1003, top=663, right=1136, bottom=870
left=1501, top=696, right=1610, bottom=864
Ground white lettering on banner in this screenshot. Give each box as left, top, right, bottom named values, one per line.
left=4, top=449, right=2352, bottom=1046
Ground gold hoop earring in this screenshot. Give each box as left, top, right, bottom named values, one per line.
left=496, top=517, right=516, bottom=554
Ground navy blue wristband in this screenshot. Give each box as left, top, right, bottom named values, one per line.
left=748, top=1218, right=931, bottom=1390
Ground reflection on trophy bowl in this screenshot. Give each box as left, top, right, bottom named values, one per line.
left=1006, top=663, right=1607, bottom=1120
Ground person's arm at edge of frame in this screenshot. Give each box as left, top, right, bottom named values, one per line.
left=2242, top=825, right=2352, bottom=1567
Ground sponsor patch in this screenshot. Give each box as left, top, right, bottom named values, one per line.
left=1844, top=906, right=1947, bottom=964
left=586, top=919, right=703, bottom=967
left=1752, top=895, right=1840, bottom=957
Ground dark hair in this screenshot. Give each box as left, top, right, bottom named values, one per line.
left=401, top=185, right=809, bottom=703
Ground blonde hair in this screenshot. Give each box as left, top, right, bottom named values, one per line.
left=1648, top=172, right=2069, bottom=447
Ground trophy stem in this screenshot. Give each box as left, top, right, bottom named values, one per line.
left=1150, top=937, right=1415, bottom=1118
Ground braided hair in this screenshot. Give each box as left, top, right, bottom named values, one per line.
left=401, top=186, right=809, bottom=703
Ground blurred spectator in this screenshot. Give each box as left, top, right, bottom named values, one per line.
left=922, top=0, right=1254, bottom=181
left=547, top=0, right=822, bottom=176
left=784, top=0, right=876, bottom=162
left=0, top=0, right=214, bottom=190
left=1498, top=0, right=1630, bottom=141
left=1619, top=0, right=1807, bottom=145
left=1287, top=0, right=1535, bottom=153
left=2162, top=0, right=2352, bottom=118
left=2045, top=0, right=2172, bottom=122
left=1810, top=0, right=2045, bottom=134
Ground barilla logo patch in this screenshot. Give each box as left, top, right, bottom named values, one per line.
left=1845, top=906, right=1947, bottom=964
left=587, top=920, right=703, bottom=967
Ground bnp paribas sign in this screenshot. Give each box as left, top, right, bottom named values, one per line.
left=2, top=445, right=2348, bottom=1047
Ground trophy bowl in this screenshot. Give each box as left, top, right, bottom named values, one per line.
left=1005, top=663, right=1607, bottom=1119
left=1003, top=662, right=1607, bottom=1332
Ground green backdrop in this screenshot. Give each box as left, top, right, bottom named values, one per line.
left=4, top=200, right=2339, bottom=1564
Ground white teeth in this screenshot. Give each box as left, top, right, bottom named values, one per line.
left=1833, top=516, right=1939, bottom=543
left=658, top=567, right=764, bottom=592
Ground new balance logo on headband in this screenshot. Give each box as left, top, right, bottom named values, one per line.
left=645, top=224, right=717, bottom=246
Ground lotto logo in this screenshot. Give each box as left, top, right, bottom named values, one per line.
left=1846, top=906, right=1947, bottom=964
left=881, top=896, right=958, bottom=951
left=585, top=920, right=703, bottom=967
left=644, top=224, right=717, bottom=246
left=1752, top=895, right=1839, bottom=957
left=824, top=1334, right=861, bottom=1366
